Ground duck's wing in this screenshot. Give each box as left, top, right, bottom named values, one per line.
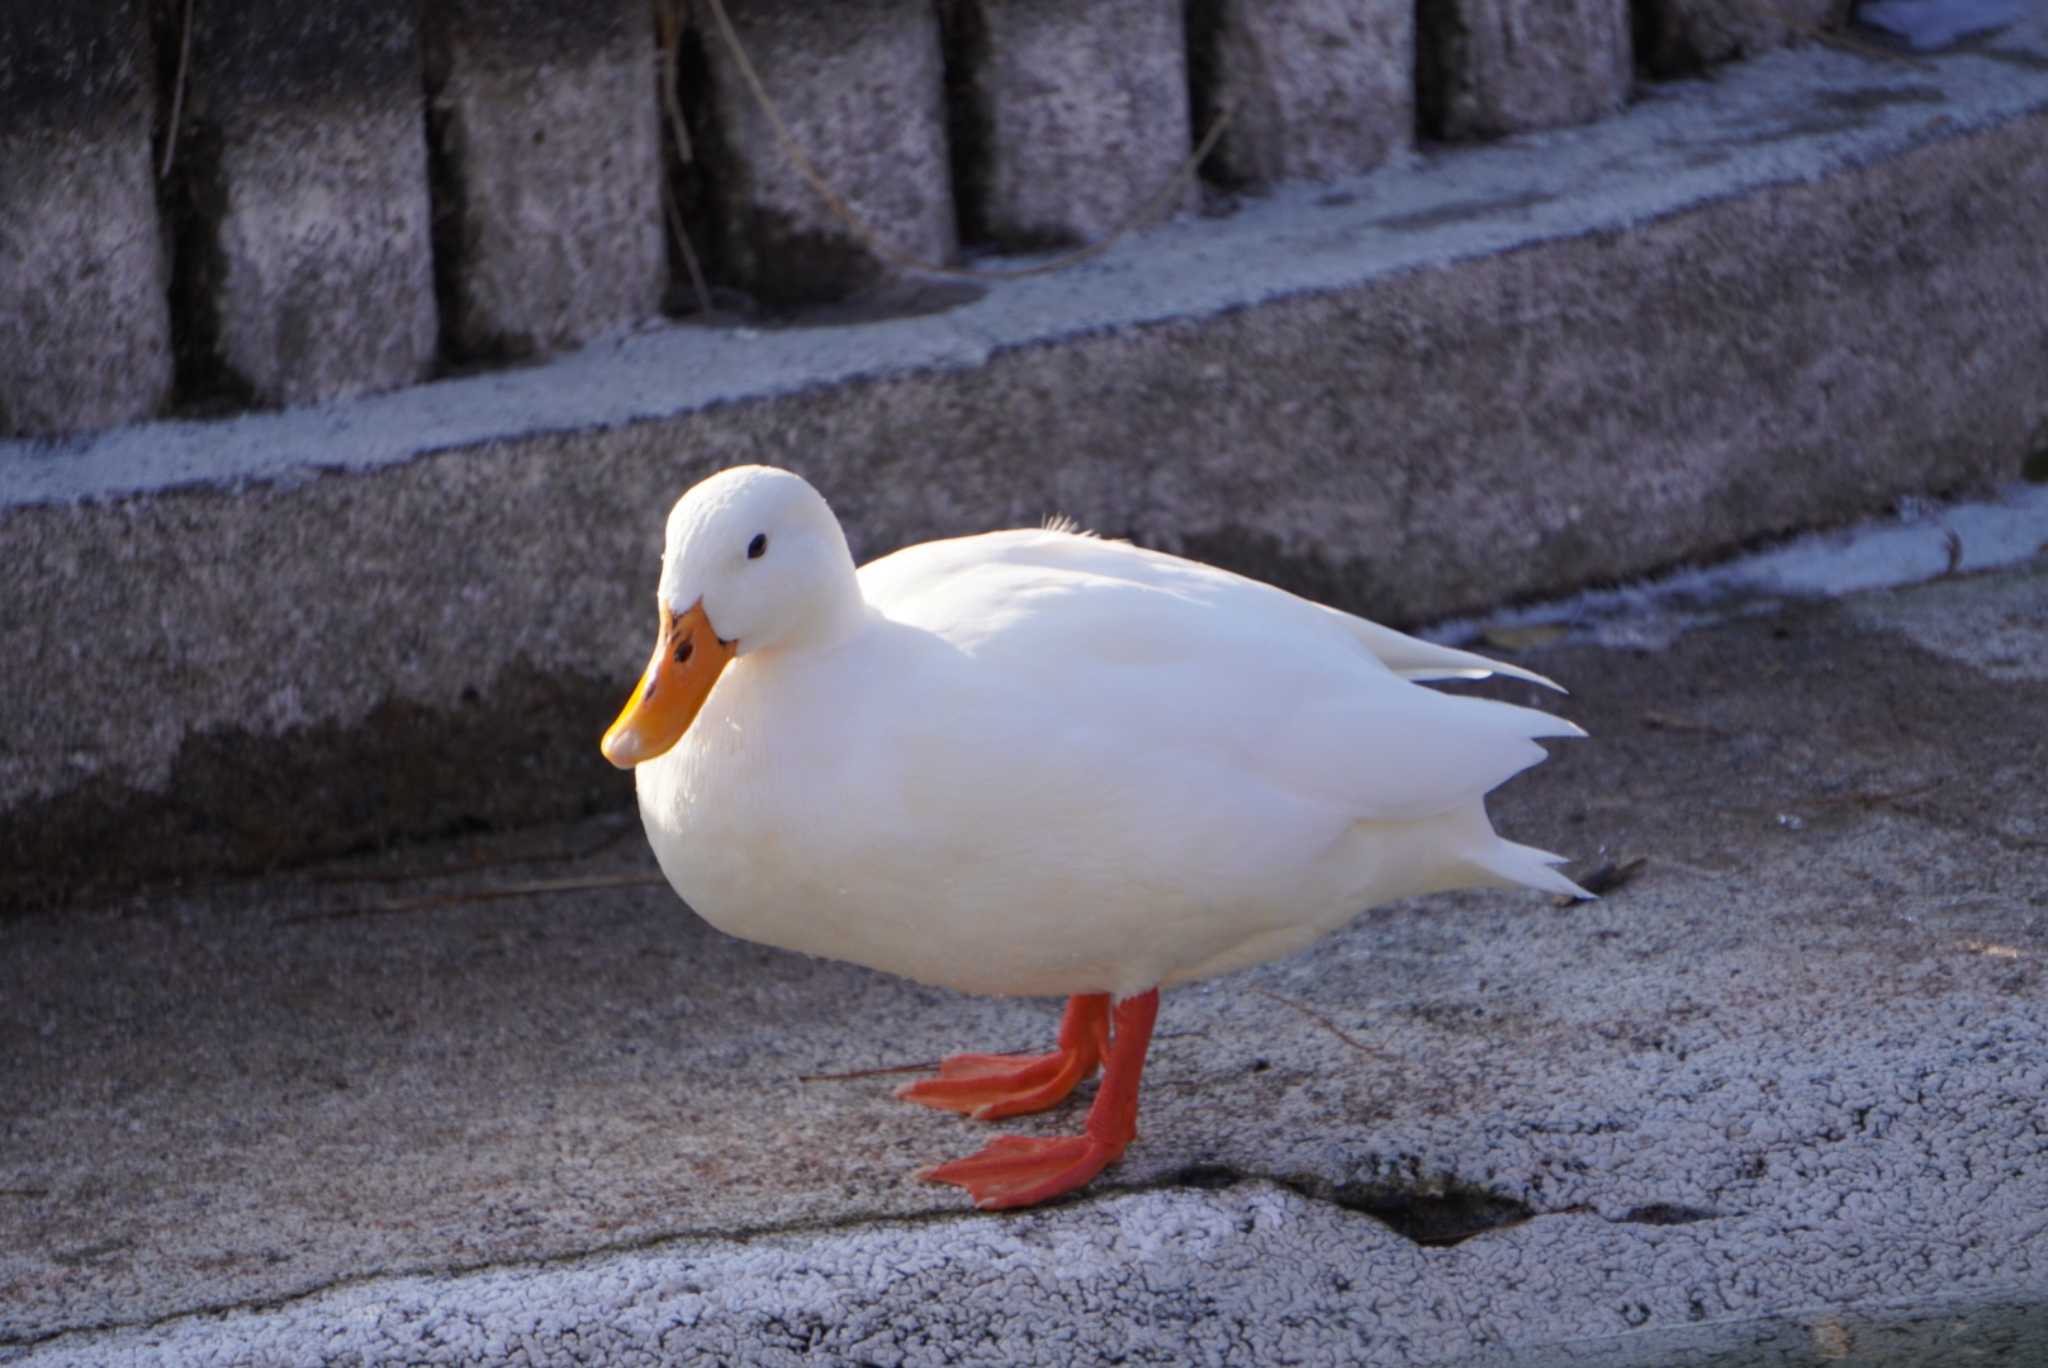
left=857, top=529, right=1581, bottom=825
left=863, top=529, right=1563, bottom=689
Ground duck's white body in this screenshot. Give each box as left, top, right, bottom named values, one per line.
left=626, top=477, right=1584, bottom=1001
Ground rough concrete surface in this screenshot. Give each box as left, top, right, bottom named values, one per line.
left=2, top=559, right=2044, bottom=1363
left=3, top=28, right=2047, bottom=897
left=167, top=0, right=437, bottom=406
left=943, top=0, right=1195, bottom=246
left=421, top=0, right=666, bottom=359
left=1418, top=0, right=1632, bottom=139
left=1189, top=0, right=1414, bottom=187
left=0, top=0, right=172, bottom=437
left=690, top=0, right=957, bottom=304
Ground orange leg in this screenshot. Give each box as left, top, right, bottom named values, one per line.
left=918, top=989, right=1160, bottom=1210
left=896, top=992, right=1111, bottom=1121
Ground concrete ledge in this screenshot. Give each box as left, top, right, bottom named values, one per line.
left=4, top=30, right=2047, bottom=901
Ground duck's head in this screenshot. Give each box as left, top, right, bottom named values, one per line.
left=601, top=465, right=860, bottom=769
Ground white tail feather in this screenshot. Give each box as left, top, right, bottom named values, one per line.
left=1467, top=838, right=1593, bottom=899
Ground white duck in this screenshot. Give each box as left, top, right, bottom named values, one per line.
left=603, top=465, right=1586, bottom=1209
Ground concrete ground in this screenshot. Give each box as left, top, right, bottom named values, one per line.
left=3, top=552, right=2043, bottom=1365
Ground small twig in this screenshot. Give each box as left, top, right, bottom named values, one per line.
left=279, top=872, right=666, bottom=925
left=699, top=0, right=1237, bottom=283
left=1641, top=711, right=1733, bottom=738
left=1813, top=26, right=1939, bottom=71
left=158, top=0, right=195, bottom=180
left=655, top=0, right=695, bottom=164
left=655, top=0, right=715, bottom=316
left=797, top=1030, right=1208, bottom=1084
left=309, top=823, right=639, bottom=885
left=1797, top=777, right=1944, bottom=810
left=1252, top=988, right=1384, bottom=1059
left=1644, top=854, right=1733, bottom=881
left=797, top=1058, right=947, bottom=1083
left=663, top=176, right=716, bottom=317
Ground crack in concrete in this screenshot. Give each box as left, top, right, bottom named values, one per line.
left=0, top=1200, right=971, bottom=1350
left=6, top=1162, right=1735, bottom=1352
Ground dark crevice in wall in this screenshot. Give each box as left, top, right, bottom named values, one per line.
left=937, top=0, right=999, bottom=250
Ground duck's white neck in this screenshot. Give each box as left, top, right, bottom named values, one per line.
left=771, top=566, right=870, bottom=656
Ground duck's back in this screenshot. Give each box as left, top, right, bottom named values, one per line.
left=856, top=529, right=1580, bottom=823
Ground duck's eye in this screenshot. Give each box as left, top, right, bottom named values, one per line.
left=747, top=533, right=768, bottom=560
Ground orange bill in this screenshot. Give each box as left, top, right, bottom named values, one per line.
left=600, top=599, right=737, bottom=768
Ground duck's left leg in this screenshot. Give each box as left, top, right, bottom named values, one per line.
left=896, top=992, right=1111, bottom=1121
left=917, top=989, right=1159, bottom=1210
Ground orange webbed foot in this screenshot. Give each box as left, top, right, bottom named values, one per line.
left=896, top=1050, right=1089, bottom=1120
left=910, top=988, right=1162, bottom=1211
left=919, top=1134, right=1121, bottom=1210
left=895, top=993, right=1110, bottom=1121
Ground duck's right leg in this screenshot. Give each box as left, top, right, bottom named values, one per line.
left=918, top=989, right=1160, bottom=1209
left=895, top=993, right=1111, bottom=1121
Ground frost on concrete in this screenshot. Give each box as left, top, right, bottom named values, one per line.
left=1427, top=483, right=2048, bottom=654
left=5, top=563, right=2047, bottom=1364
left=16, top=1153, right=2045, bottom=1366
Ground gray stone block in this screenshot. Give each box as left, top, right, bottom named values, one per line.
left=1419, top=0, right=1634, bottom=140
left=690, top=0, right=955, bottom=306
left=0, top=0, right=172, bottom=436
left=422, top=0, right=666, bottom=359
left=1636, top=0, right=1844, bottom=73
left=944, top=0, right=1194, bottom=247
left=168, top=0, right=435, bottom=406
left=1189, top=0, right=1414, bottom=188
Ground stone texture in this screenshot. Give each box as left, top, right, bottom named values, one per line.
left=944, top=0, right=1194, bottom=247
left=0, top=0, right=172, bottom=436
left=3, top=565, right=2047, bottom=1359
left=421, top=0, right=666, bottom=360
left=1419, top=0, right=1634, bottom=140
left=1635, top=0, right=1844, bottom=74
left=1189, top=0, right=1414, bottom=188
left=689, top=0, right=955, bottom=306
left=166, top=0, right=435, bottom=406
